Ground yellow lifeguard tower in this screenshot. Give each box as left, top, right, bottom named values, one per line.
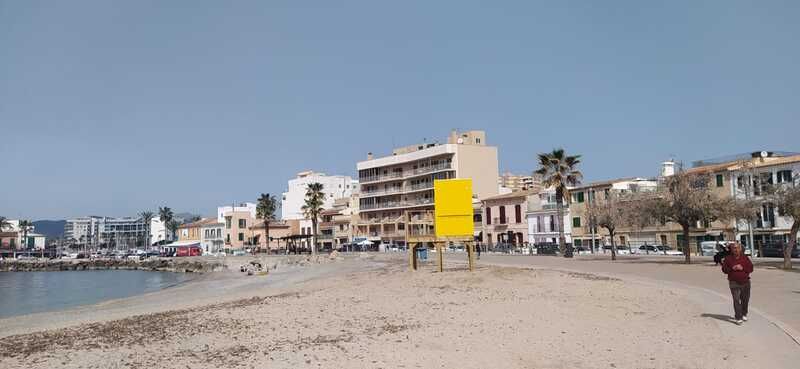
left=407, top=178, right=477, bottom=272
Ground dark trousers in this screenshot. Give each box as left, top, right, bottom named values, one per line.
left=729, top=280, right=751, bottom=320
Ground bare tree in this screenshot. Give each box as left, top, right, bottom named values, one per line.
left=640, top=172, right=756, bottom=264
left=765, top=173, right=800, bottom=269
left=585, top=192, right=629, bottom=261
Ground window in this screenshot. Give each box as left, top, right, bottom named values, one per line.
left=574, top=239, right=582, bottom=246
left=225, top=217, right=232, bottom=229
left=715, top=174, right=724, bottom=187
left=499, top=206, right=506, bottom=224
left=549, top=215, right=556, bottom=232
left=660, top=235, right=667, bottom=245
left=514, top=204, right=521, bottom=223
left=226, top=234, right=230, bottom=243
left=777, top=170, right=793, bottom=183
left=475, top=138, right=481, bottom=144
left=572, top=217, right=581, bottom=228
left=238, top=233, right=244, bottom=241
left=238, top=219, right=246, bottom=228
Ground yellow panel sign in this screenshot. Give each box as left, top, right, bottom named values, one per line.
left=434, top=179, right=474, bottom=238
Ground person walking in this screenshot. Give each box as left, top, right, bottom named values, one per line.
left=721, top=242, right=753, bottom=325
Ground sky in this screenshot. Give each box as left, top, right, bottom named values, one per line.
left=1, top=0, right=799, bottom=220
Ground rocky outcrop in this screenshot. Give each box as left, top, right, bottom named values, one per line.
left=0, top=258, right=226, bottom=273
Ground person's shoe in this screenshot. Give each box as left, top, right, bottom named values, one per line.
left=742, top=316, right=748, bottom=321
left=735, top=319, right=743, bottom=325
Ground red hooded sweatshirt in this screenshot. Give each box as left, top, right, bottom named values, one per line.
left=721, top=254, right=753, bottom=283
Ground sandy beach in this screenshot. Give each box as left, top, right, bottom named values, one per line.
left=1, top=254, right=796, bottom=368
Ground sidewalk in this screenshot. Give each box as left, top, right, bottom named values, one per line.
left=452, top=253, right=800, bottom=346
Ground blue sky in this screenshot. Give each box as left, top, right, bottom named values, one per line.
left=2, top=1, right=798, bottom=219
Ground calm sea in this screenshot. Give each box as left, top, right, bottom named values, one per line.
left=0, top=270, right=196, bottom=318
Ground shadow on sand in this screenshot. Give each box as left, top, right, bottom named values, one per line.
left=701, top=313, right=737, bottom=325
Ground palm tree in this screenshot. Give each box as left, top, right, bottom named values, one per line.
left=139, top=211, right=155, bottom=249
left=534, top=149, right=583, bottom=257
left=18, top=220, right=33, bottom=250
left=257, top=193, right=279, bottom=254
left=166, top=220, right=180, bottom=242
left=159, top=206, right=174, bottom=243
left=301, top=183, right=326, bottom=255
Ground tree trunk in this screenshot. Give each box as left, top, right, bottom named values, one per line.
left=311, top=218, right=317, bottom=256
left=609, top=229, right=617, bottom=261
left=682, top=224, right=691, bottom=264
left=265, top=221, right=271, bottom=255
left=556, top=188, right=569, bottom=257
left=785, top=221, right=798, bottom=270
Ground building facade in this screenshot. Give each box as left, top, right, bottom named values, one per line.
left=223, top=210, right=255, bottom=251
left=64, top=216, right=151, bottom=249
left=281, top=171, right=358, bottom=220
left=481, top=189, right=538, bottom=246
left=498, top=171, right=540, bottom=193
left=200, top=220, right=224, bottom=254
left=355, top=130, right=499, bottom=246
left=568, top=178, right=659, bottom=249
left=526, top=188, right=573, bottom=245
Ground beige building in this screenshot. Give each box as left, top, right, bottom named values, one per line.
left=355, top=130, right=499, bottom=246
left=481, top=189, right=539, bottom=247
left=249, top=220, right=293, bottom=252
left=223, top=210, right=255, bottom=251
left=498, top=172, right=541, bottom=192
left=177, top=219, right=205, bottom=242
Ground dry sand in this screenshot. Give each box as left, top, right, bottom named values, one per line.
left=0, top=256, right=781, bottom=368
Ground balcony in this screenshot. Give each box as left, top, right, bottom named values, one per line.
left=359, top=163, right=453, bottom=184
left=359, top=198, right=434, bottom=211
left=359, top=172, right=404, bottom=184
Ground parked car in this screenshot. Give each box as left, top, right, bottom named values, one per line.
left=632, top=244, right=660, bottom=254
left=759, top=243, right=800, bottom=258
left=655, top=245, right=684, bottom=256
left=602, top=245, right=630, bottom=255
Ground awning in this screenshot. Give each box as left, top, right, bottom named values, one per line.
left=164, top=240, right=201, bottom=247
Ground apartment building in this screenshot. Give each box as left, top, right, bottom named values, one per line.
left=481, top=189, right=538, bottom=246
left=200, top=220, right=225, bottom=254
left=281, top=171, right=358, bottom=220
left=568, top=178, right=659, bottom=249
left=318, top=196, right=358, bottom=250
left=498, top=171, right=541, bottom=192
left=222, top=210, right=255, bottom=251
left=355, top=130, right=499, bottom=246
left=527, top=188, right=573, bottom=245
left=64, top=216, right=151, bottom=249
left=725, top=152, right=800, bottom=249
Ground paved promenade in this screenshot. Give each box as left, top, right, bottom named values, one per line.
left=457, top=253, right=800, bottom=346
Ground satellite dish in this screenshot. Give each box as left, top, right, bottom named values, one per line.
left=760, top=151, right=768, bottom=158
left=457, top=138, right=464, bottom=144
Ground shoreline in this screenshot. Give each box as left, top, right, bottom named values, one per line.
left=0, top=255, right=377, bottom=338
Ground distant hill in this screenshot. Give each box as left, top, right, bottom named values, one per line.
left=32, top=220, right=66, bottom=239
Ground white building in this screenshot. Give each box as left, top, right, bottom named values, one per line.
left=2, top=220, right=46, bottom=250
left=200, top=220, right=225, bottom=254
left=526, top=188, right=572, bottom=245
left=729, top=153, right=800, bottom=248
left=65, top=216, right=165, bottom=249
left=217, top=203, right=257, bottom=223
left=281, top=171, right=358, bottom=220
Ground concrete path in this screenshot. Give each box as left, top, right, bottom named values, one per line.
left=453, top=253, right=800, bottom=356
